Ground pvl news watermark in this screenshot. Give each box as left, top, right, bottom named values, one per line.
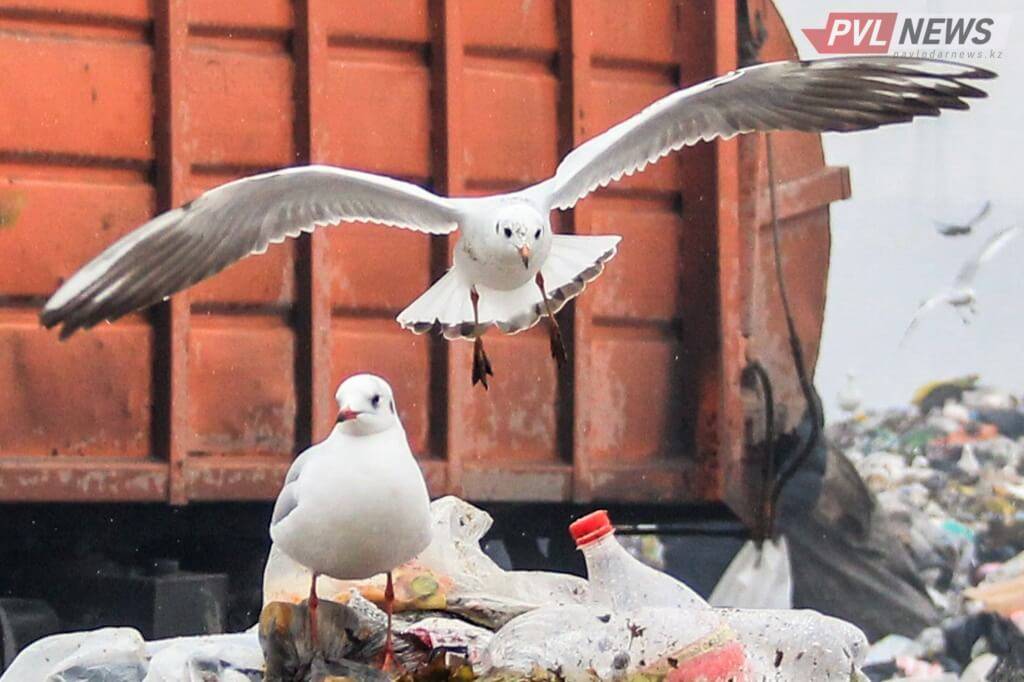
left=801, top=13, right=1011, bottom=59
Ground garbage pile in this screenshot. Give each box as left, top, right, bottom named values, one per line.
left=826, top=378, right=1024, bottom=681
left=3, top=497, right=870, bottom=681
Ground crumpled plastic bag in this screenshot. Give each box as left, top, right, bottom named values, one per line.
left=0, top=627, right=147, bottom=682
left=480, top=603, right=866, bottom=681
left=479, top=605, right=740, bottom=681
left=719, top=607, right=868, bottom=679
left=263, top=496, right=588, bottom=628
left=144, top=632, right=262, bottom=681
left=402, top=617, right=493, bottom=666
left=708, top=537, right=793, bottom=609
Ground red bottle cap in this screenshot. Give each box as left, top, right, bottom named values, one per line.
left=569, top=509, right=615, bottom=547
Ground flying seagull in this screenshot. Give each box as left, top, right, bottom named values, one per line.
left=270, top=373, right=431, bottom=668
left=902, top=224, right=1022, bottom=344
left=40, top=57, right=995, bottom=388
left=934, top=200, right=991, bottom=237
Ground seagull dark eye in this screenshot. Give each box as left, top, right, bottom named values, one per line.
left=370, top=394, right=380, bottom=408
left=534, top=229, right=541, bottom=239
left=504, top=227, right=513, bottom=238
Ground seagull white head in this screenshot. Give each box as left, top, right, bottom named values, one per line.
left=493, top=203, right=548, bottom=269
left=334, top=373, right=399, bottom=436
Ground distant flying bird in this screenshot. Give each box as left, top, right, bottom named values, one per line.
left=902, top=225, right=1022, bottom=344
left=934, top=200, right=991, bottom=237
left=39, top=57, right=995, bottom=388
left=270, top=374, right=431, bottom=668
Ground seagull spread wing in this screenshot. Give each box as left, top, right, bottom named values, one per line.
left=901, top=291, right=956, bottom=345
left=955, top=224, right=1022, bottom=287
left=967, top=200, right=992, bottom=226
left=527, top=57, right=994, bottom=211
left=934, top=200, right=991, bottom=236
left=41, top=166, right=462, bottom=338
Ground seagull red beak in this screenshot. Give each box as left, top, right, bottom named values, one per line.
left=336, top=408, right=361, bottom=424
left=518, top=244, right=531, bottom=269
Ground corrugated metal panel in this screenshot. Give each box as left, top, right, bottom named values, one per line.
left=0, top=0, right=845, bottom=519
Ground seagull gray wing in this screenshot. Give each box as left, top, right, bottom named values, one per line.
left=41, top=165, right=462, bottom=338
left=967, top=200, right=992, bottom=226
left=271, top=482, right=300, bottom=529
left=901, top=292, right=955, bottom=345
left=955, top=225, right=1022, bottom=287
left=270, top=447, right=320, bottom=529
left=525, top=57, right=994, bottom=211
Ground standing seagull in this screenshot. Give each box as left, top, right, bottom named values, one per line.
left=933, top=200, right=991, bottom=237
left=837, top=370, right=864, bottom=416
left=39, top=57, right=995, bottom=388
left=269, top=374, right=431, bottom=667
left=902, top=225, right=1022, bottom=343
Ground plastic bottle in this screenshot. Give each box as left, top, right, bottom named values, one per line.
left=569, top=509, right=709, bottom=611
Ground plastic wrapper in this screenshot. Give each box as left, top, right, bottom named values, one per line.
left=144, top=632, right=262, bottom=681
left=708, top=537, right=793, bottom=610
left=719, top=607, right=867, bottom=679
left=479, top=605, right=741, bottom=681
left=403, top=617, right=493, bottom=666
left=0, top=627, right=147, bottom=682
left=480, top=604, right=866, bottom=681
left=263, top=496, right=588, bottom=628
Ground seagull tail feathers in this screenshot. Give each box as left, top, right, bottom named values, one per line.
left=397, top=234, right=620, bottom=340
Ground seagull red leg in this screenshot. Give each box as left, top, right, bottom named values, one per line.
left=308, top=572, right=320, bottom=651
left=381, top=571, right=397, bottom=670
left=470, top=287, right=494, bottom=389
left=535, top=272, right=567, bottom=368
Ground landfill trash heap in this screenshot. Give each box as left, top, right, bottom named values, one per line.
left=827, top=379, right=1024, bottom=682
left=6, top=497, right=870, bottom=681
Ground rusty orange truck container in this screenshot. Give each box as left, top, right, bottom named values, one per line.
left=0, top=0, right=847, bottom=529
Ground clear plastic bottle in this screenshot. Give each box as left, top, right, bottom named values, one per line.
left=569, top=509, right=709, bottom=611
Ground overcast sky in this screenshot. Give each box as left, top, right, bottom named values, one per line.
left=773, top=0, right=1023, bottom=420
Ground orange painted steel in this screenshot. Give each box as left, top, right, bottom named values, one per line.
left=0, top=1, right=848, bottom=525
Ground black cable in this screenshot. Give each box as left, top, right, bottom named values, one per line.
left=742, top=361, right=775, bottom=545
left=764, top=134, right=825, bottom=533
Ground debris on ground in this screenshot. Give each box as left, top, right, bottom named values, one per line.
left=826, top=381, right=1024, bottom=681
left=2, top=497, right=884, bottom=680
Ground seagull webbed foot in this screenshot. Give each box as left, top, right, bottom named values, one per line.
left=548, top=319, right=567, bottom=368
left=472, top=337, right=494, bottom=389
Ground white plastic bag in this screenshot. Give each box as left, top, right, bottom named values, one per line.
left=481, top=605, right=740, bottom=681
left=709, top=536, right=793, bottom=609
left=263, top=496, right=588, bottom=628
left=0, top=627, right=147, bottom=682
left=144, top=632, right=262, bottom=681
left=481, top=604, right=867, bottom=681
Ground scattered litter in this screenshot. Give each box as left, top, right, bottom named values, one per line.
left=828, top=381, right=1024, bottom=681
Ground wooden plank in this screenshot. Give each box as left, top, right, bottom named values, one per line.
left=295, top=0, right=334, bottom=446
left=0, top=35, right=153, bottom=162
left=0, top=458, right=167, bottom=503
left=431, top=0, right=463, bottom=496
left=675, top=2, right=730, bottom=506
left=563, top=0, right=594, bottom=501
left=751, top=165, right=851, bottom=227
left=709, top=0, right=753, bottom=527
left=153, top=0, right=190, bottom=504
left=183, top=456, right=291, bottom=501
left=0, top=317, right=152, bottom=457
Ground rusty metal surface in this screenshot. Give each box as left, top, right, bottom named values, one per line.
left=0, top=0, right=839, bottom=510
left=726, top=0, right=847, bottom=527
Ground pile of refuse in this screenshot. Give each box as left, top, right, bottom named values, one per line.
left=827, top=378, right=1024, bottom=681
left=4, top=497, right=869, bottom=681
